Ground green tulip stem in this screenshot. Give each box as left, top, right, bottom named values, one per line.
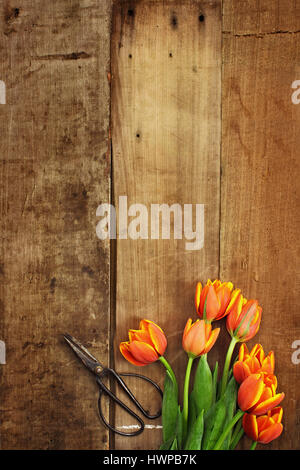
left=213, top=409, right=245, bottom=450
left=250, top=441, right=257, bottom=450
left=158, top=356, right=178, bottom=392
left=182, top=355, right=195, bottom=440
left=220, top=336, right=238, bottom=396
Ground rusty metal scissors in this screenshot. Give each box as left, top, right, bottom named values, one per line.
left=63, top=333, right=163, bottom=437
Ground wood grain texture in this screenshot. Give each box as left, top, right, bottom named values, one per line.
left=111, top=0, right=221, bottom=450
left=221, top=0, right=300, bottom=450
left=0, top=0, right=111, bottom=449
left=0, top=0, right=299, bottom=451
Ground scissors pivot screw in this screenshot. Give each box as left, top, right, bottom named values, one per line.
left=94, top=365, right=103, bottom=375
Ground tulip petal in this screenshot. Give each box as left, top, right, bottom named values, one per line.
left=226, top=294, right=244, bottom=334
left=204, top=321, right=212, bottom=340
left=225, top=288, right=241, bottom=314
left=199, top=285, right=210, bottom=317
left=259, top=387, right=272, bottom=403
left=128, top=340, right=159, bottom=365
left=236, top=300, right=258, bottom=337
left=256, top=415, right=270, bottom=433
left=147, top=321, right=167, bottom=356
left=233, top=361, right=252, bottom=384
left=129, top=328, right=151, bottom=344
left=264, top=374, right=277, bottom=391
left=251, top=392, right=285, bottom=416
left=195, top=282, right=202, bottom=312
left=261, top=352, right=275, bottom=375
left=250, top=343, right=264, bottom=361
left=238, top=374, right=264, bottom=411
left=269, top=407, right=283, bottom=424
left=238, top=343, right=249, bottom=361
left=252, top=345, right=265, bottom=368
left=139, top=319, right=163, bottom=334
left=243, top=413, right=258, bottom=441
left=183, top=318, right=193, bottom=339
left=206, top=285, right=221, bottom=320
left=258, top=423, right=283, bottom=444
left=215, top=282, right=233, bottom=319
left=243, top=317, right=261, bottom=342
left=185, top=320, right=206, bottom=356
left=119, top=342, right=148, bottom=366
left=202, top=327, right=220, bottom=354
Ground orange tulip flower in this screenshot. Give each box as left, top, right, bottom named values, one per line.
left=120, top=319, right=167, bottom=366
left=243, top=407, right=283, bottom=444
left=233, top=343, right=275, bottom=384
left=182, top=318, right=220, bottom=358
left=238, top=373, right=284, bottom=416
left=226, top=296, right=262, bottom=342
left=195, top=279, right=241, bottom=322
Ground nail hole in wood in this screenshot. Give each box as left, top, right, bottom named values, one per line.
left=171, top=14, right=178, bottom=29
left=129, top=54, right=132, bottom=59
left=169, top=52, right=173, bottom=58
left=199, top=14, right=205, bottom=22
left=128, top=9, right=134, bottom=17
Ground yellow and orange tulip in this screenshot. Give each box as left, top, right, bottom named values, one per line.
left=238, top=373, right=284, bottom=416
left=243, top=407, right=283, bottom=444
left=195, top=279, right=240, bottom=322
left=233, top=343, right=275, bottom=384
left=226, top=296, right=262, bottom=342
left=120, top=319, right=167, bottom=366
left=182, top=318, right=220, bottom=358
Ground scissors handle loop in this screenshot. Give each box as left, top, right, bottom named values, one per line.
left=97, top=368, right=163, bottom=437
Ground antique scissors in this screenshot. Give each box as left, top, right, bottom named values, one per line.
left=63, top=333, right=163, bottom=437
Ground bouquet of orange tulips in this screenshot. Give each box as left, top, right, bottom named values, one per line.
left=120, top=280, right=285, bottom=450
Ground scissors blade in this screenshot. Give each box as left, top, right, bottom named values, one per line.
left=63, top=333, right=103, bottom=374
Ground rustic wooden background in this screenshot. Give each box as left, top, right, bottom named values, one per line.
left=0, top=0, right=299, bottom=450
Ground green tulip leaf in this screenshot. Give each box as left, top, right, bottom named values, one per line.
left=190, top=354, right=213, bottom=415
left=184, top=409, right=204, bottom=450
left=202, top=397, right=227, bottom=450
left=220, top=376, right=238, bottom=449
left=162, top=370, right=179, bottom=443
left=175, top=406, right=183, bottom=450
left=170, top=437, right=178, bottom=450
left=212, top=361, right=219, bottom=404
left=188, top=392, right=198, bottom=430
left=159, top=437, right=174, bottom=450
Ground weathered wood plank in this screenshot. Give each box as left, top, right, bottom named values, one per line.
left=221, top=0, right=300, bottom=450
left=111, top=0, right=221, bottom=450
left=0, top=0, right=111, bottom=449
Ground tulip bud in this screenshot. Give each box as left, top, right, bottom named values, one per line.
left=182, top=318, right=220, bottom=358
left=226, top=297, right=262, bottom=342
left=242, top=407, right=283, bottom=444
left=195, top=279, right=240, bottom=322
left=120, top=319, right=167, bottom=366
left=238, top=373, right=284, bottom=416
left=233, top=343, right=275, bottom=384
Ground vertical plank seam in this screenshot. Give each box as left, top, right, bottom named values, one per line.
left=109, top=140, right=117, bottom=451
left=219, top=0, right=224, bottom=281
left=108, top=0, right=116, bottom=451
